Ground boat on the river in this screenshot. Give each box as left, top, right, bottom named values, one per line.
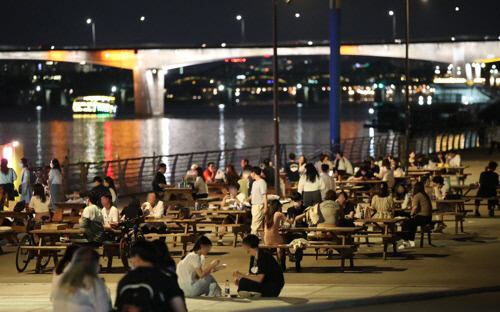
left=72, top=96, right=117, bottom=114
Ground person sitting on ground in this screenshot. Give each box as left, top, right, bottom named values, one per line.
left=264, top=200, right=292, bottom=270
left=298, top=163, right=325, bottom=207
left=475, top=161, right=499, bottom=217
left=284, top=153, right=300, bottom=183
left=320, top=164, right=336, bottom=200
left=193, top=167, right=209, bottom=199
left=152, top=163, right=168, bottom=198
left=101, top=194, right=119, bottom=228
left=334, top=152, right=353, bottom=176
left=116, top=240, right=187, bottom=312
left=399, top=182, right=433, bottom=249
left=52, top=247, right=111, bottom=312
left=120, top=196, right=143, bottom=221
left=90, top=176, right=111, bottom=208
left=371, top=182, right=394, bottom=219
left=50, top=245, right=80, bottom=302
left=176, top=236, right=223, bottom=297
left=446, top=150, right=461, bottom=167
left=232, top=234, right=285, bottom=298
left=203, top=162, right=216, bottom=183
left=29, top=183, right=51, bottom=221
left=376, top=158, right=395, bottom=189
left=225, top=164, right=240, bottom=186
left=103, top=176, right=118, bottom=207
left=217, top=183, right=247, bottom=246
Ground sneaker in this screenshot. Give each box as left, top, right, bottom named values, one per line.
left=217, top=241, right=224, bottom=246
left=398, top=241, right=410, bottom=250
left=60, top=236, right=70, bottom=243
left=238, top=291, right=262, bottom=299
left=433, top=224, right=445, bottom=233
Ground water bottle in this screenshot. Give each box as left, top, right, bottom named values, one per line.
left=360, top=207, right=365, bottom=219
left=195, top=201, right=199, bottom=211
left=224, top=280, right=230, bottom=297
left=234, top=201, right=238, bottom=210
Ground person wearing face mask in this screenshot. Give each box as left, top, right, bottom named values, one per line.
left=232, top=234, right=284, bottom=298
left=72, top=191, right=104, bottom=245
left=287, top=192, right=307, bottom=227
left=52, top=247, right=111, bottom=312
left=176, top=236, right=223, bottom=297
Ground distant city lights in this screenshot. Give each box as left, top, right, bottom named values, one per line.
left=455, top=7, right=460, bottom=11
left=86, top=18, right=92, bottom=24
left=307, top=41, right=313, bottom=46
left=36, top=86, right=41, bottom=91
left=111, top=86, right=117, bottom=92
left=140, top=16, right=145, bottom=21
left=295, top=13, right=300, bottom=18
left=388, top=10, right=394, bottom=16
left=236, top=15, right=242, bottom=20
left=221, top=43, right=227, bottom=47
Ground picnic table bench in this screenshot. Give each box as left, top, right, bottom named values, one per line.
left=353, top=218, right=401, bottom=260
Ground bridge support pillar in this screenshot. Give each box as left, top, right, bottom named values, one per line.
left=329, top=0, right=341, bottom=148
left=133, top=67, right=165, bottom=116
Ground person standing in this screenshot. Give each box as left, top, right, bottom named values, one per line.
left=246, top=167, right=267, bottom=236
left=0, top=158, right=17, bottom=205
left=298, top=163, right=325, bottom=207
left=103, top=176, right=118, bottom=207
left=152, top=163, right=168, bottom=198
left=284, top=153, right=300, bottom=183
left=19, top=157, right=32, bottom=204
left=232, top=234, right=284, bottom=298
left=176, top=236, right=222, bottom=297
left=319, top=164, right=336, bottom=200
left=48, top=158, right=62, bottom=210
left=475, top=161, right=499, bottom=217
left=261, top=158, right=275, bottom=187
left=52, top=247, right=111, bottom=312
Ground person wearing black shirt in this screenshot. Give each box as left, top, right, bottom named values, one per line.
left=475, top=161, right=499, bottom=217
left=90, top=176, right=111, bottom=208
left=152, top=163, right=168, bottom=198
left=261, top=158, right=275, bottom=186
left=116, top=240, right=186, bottom=312
left=233, top=235, right=285, bottom=298
left=284, top=153, right=300, bottom=183
left=287, top=192, right=307, bottom=227
left=120, top=197, right=143, bottom=221
left=367, top=157, right=380, bottom=175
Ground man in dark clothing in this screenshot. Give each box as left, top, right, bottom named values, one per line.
left=152, top=163, right=167, bottom=198
left=120, top=197, right=144, bottom=221
left=116, top=240, right=186, bottom=312
left=287, top=192, right=307, bottom=227
left=284, top=153, right=300, bottom=183
left=90, top=176, right=111, bottom=208
left=261, top=158, right=275, bottom=186
left=475, top=161, right=499, bottom=217
left=233, top=235, right=285, bottom=298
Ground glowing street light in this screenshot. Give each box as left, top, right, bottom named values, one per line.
left=236, top=15, right=245, bottom=44
left=455, top=6, right=460, bottom=11
left=388, top=10, right=396, bottom=40
left=140, top=16, right=145, bottom=21
left=86, top=18, right=96, bottom=46
left=295, top=13, right=300, bottom=18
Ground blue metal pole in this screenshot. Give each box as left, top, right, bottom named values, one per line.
left=329, top=0, right=341, bottom=148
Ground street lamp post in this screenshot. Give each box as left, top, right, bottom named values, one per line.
left=236, top=15, right=245, bottom=44
left=86, top=18, right=96, bottom=46
left=388, top=10, right=396, bottom=41
left=404, top=0, right=411, bottom=174
left=272, top=0, right=280, bottom=194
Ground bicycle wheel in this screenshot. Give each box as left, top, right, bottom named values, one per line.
left=16, top=235, right=32, bottom=272
left=119, top=237, right=131, bottom=271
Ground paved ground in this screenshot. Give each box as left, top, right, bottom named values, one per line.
left=0, top=149, right=498, bottom=311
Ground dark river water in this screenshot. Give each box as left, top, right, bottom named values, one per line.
left=0, top=103, right=378, bottom=165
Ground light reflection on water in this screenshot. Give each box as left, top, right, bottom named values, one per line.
left=0, top=107, right=372, bottom=165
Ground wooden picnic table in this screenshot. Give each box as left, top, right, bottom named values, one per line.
left=352, top=218, right=401, bottom=259
left=282, top=226, right=361, bottom=245
left=162, top=188, right=195, bottom=207
left=145, top=217, right=206, bottom=234
left=337, top=179, right=384, bottom=185
left=55, top=202, right=86, bottom=216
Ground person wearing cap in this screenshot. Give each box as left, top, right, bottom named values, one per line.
left=475, top=161, right=499, bottom=217
left=217, top=183, right=247, bottom=246
left=187, top=164, right=199, bottom=175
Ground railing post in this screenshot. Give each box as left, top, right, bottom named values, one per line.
left=138, top=158, right=146, bottom=194
left=187, top=153, right=194, bottom=172
left=202, top=152, right=209, bottom=169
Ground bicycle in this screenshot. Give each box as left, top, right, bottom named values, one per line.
left=112, top=216, right=145, bottom=271
left=15, top=215, right=52, bottom=273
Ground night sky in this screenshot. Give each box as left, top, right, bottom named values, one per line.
left=1, top=0, right=499, bottom=47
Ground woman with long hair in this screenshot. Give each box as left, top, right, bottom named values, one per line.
left=399, top=182, right=433, bottom=249
left=297, top=163, right=325, bottom=207
left=298, top=155, right=307, bottom=176
left=103, top=176, right=117, bottom=206
left=193, top=167, right=208, bottom=199
left=376, top=158, right=395, bottom=189
left=176, top=236, right=222, bottom=297
left=52, top=247, right=111, bottom=311
left=371, top=182, right=394, bottom=219
left=0, top=158, right=17, bottom=204
left=50, top=245, right=80, bottom=302
left=225, top=164, right=240, bottom=186
left=48, top=158, right=62, bottom=210
left=19, top=157, right=32, bottom=203
left=264, top=200, right=291, bottom=270
left=29, top=183, right=50, bottom=221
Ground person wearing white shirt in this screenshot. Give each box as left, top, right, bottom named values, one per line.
left=100, top=194, right=119, bottom=227
left=432, top=175, right=453, bottom=232
left=334, top=152, right=354, bottom=176
left=319, top=164, right=336, bottom=200
left=447, top=151, right=461, bottom=167
left=141, top=192, right=165, bottom=219
left=217, top=184, right=247, bottom=245
left=376, top=159, right=395, bottom=189
left=29, top=183, right=51, bottom=221
left=298, top=163, right=325, bottom=207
